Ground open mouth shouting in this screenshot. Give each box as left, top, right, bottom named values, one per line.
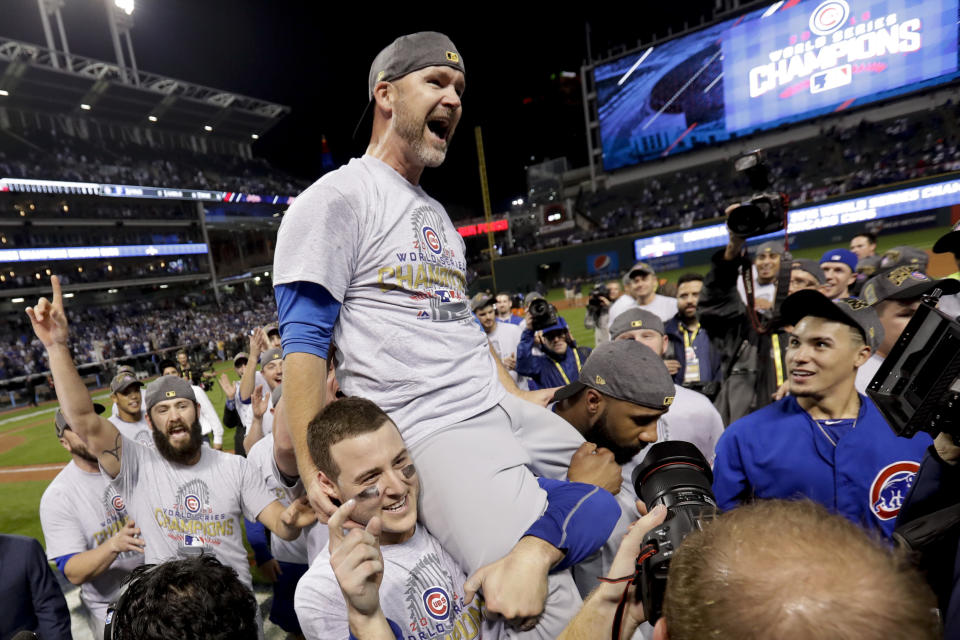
left=426, top=115, right=452, bottom=145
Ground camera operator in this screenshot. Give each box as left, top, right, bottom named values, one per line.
left=735, top=241, right=781, bottom=309
left=855, top=268, right=960, bottom=393
left=517, top=309, right=591, bottom=391
left=608, top=262, right=676, bottom=325
left=584, top=280, right=622, bottom=345
left=712, top=290, right=932, bottom=538
left=932, top=221, right=960, bottom=319
left=663, top=274, right=722, bottom=392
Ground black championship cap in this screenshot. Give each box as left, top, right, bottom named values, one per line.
left=354, top=32, right=464, bottom=138
left=790, top=259, right=825, bottom=284
left=861, top=265, right=960, bottom=305
left=933, top=220, right=960, bottom=256
left=233, top=351, right=249, bottom=366
left=110, top=372, right=142, bottom=394
left=144, top=375, right=196, bottom=412
left=55, top=403, right=105, bottom=438
left=259, top=348, right=282, bottom=367
left=609, top=308, right=665, bottom=340
left=856, top=255, right=883, bottom=277
left=552, top=340, right=675, bottom=410
left=879, top=246, right=929, bottom=273
left=780, top=290, right=884, bottom=351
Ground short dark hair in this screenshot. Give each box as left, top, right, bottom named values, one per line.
left=307, top=397, right=393, bottom=479
left=676, top=273, right=704, bottom=287
left=109, top=555, right=257, bottom=640
left=853, top=231, right=878, bottom=245
left=157, top=359, right=178, bottom=373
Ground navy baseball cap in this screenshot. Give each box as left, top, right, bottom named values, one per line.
left=552, top=340, right=675, bottom=410
left=539, top=316, right=568, bottom=334
left=820, top=249, right=858, bottom=273
left=780, top=290, right=884, bottom=351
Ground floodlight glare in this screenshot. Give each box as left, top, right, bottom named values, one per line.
left=80, top=103, right=92, bottom=110
left=0, top=89, right=8, bottom=97
left=251, top=134, right=259, bottom=140
left=64, top=293, right=75, bottom=298
left=11, top=298, right=25, bottom=303
left=203, top=125, right=213, bottom=132
left=114, top=0, right=134, bottom=15
left=148, top=115, right=158, bottom=122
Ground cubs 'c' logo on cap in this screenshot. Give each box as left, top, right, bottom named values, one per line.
left=595, top=375, right=606, bottom=385
left=809, top=0, right=849, bottom=36
left=112, top=495, right=125, bottom=511
left=422, top=226, right=443, bottom=255
left=423, top=586, right=450, bottom=620
left=870, top=461, right=920, bottom=520
left=184, top=494, right=202, bottom=514
left=664, top=396, right=675, bottom=406
left=165, top=390, right=176, bottom=398
left=630, top=320, right=644, bottom=328
left=445, top=51, right=459, bottom=63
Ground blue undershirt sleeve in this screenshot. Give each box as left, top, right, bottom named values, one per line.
left=523, top=477, right=620, bottom=573
left=348, top=617, right=404, bottom=640
left=54, top=553, right=78, bottom=577
left=275, top=281, right=342, bottom=360
left=244, top=518, right=273, bottom=565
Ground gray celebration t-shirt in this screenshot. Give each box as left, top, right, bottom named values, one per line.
left=39, top=461, right=144, bottom=624
left=103, top=436, right=275, bottom=588
left=246, top=433, right=309, bottom=564
left=273, top=155, right=503, bottom=447
left=109, top=414, right=154, bottom=448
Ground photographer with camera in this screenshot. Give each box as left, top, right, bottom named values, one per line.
left=584, top=280, right=622, bottom=345
left=712, top=290, right=932, bottom=538
left=662, top=274, right=722, bottom=394
left=517, top=301, right=591, bottom=390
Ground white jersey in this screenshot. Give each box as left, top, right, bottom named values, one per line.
left=246, top=433, right=310, bottom=565
left=103, top=436, right=275, bottom=588
left=236, top=384, right=274, bottom=438
left=39, top=461, right=144, bottom=633
left=294, top=525, right=489, bottom=640
left=855, top=353, right=885, bottom=394
left=486, top=321, right=528, bottom=390
left=608, top=293, right=678, bottom=324
left=192, top=384, right=224, bottom=446
left=737, top=266, right=777, bottom=307
left=108, top=414, right=153, bottom=449
left=273, top=155, right=502, bottom=447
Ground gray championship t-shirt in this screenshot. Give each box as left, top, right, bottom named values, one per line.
left=273, top=155, right=502, bottom=447
left=294, top=526, right=490, bottom=640
left=39, top=461, right=144, bottom=626
left=109, top=414, right=154, bottom=448
left=104, top=436, right=275, bottom=588
left=246, top=433, right=309, bottom=564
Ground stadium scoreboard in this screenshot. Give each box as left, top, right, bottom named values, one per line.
left=595, top=0, right=960, bottom=171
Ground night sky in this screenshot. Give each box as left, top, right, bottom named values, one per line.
left=4, top=0, right=719, bottom=216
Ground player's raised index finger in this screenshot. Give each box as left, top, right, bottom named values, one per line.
left=50, top=275, right=62, bottom=305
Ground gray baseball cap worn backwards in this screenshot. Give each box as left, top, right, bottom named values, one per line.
left=354, top=31, right=464, bottom=138
left=144, top=375, right=196, bottom=412
left=552, top=340, right=675, bottom=410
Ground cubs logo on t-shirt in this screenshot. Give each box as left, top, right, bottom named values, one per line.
left=422, top=586, right=450, bottom=621
left=870, top=460, right=920, bottom=521
left=112, top=495, right=125, bottom=511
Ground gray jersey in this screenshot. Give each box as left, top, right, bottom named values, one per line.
left=246, top=433, right=308, bottom=564
left=108, top=414, right=154, bottom=448
left=103, top=436, right=275, bottom=588
left=294, top=525, right=490, bottom=640
left=608, top=293, right=678, bottom=324
left=39, top=461, right=144, bottom=629
left=273, top=155, right=502, bottom=447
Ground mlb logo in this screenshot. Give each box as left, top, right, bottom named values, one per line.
left=435, top=290, right=451, bottom=302
left=416, top=310, right=430, bottom=320
left=810, top=65, right=852, bottom=94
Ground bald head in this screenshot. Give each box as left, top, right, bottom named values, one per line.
left=659, top=500, right=938, bottom=640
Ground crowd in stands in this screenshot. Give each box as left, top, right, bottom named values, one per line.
left=505, top=102, right=960, bottom=255
left=0, top=123, right=310, bottom=195
left=1, top=294, right=275, bottom=382
left=0, top=255, right=208, bottom=291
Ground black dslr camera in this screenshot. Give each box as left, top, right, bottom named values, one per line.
left=587, top=284, right=611, bottom=314
left=630, top=441, right=719, bottom=624
left=528, top=298, right=560, bottom=331
left=726, top=150, right=788, bottom=238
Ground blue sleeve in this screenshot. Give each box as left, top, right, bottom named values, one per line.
left=523, top=477, right=620, bottom=573
left=28, top=538, right=72, bottom=639
left=711, top=429, right=751, bottom=511
left=349, top=617, right=404, bottom=640
left=275, top=281, right=342, bottom=360
left=516, top=329, right=546, bottom=378
left=54, top=553, right=77, bottom=577
left=245, top=518, right=273, bottom=565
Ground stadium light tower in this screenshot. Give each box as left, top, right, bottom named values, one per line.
left=105, top=0, right=139, bottom=85
left=36, top=0, right=72, bottom=70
